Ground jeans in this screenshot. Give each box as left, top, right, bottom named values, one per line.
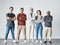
left=5, top=26, right=15, bottom=40
left=36, top=23, right=43, bottom=40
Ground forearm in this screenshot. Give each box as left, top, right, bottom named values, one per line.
left=11, top=17, right=16, bottom=21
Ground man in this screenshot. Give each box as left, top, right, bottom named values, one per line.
left=28, top=7, right=35, bottom=42
left=17, top=8, right=27, bottom=43
left=4, top=7, right=16, bottom=43
left=44, top=11, right=53, bottom=44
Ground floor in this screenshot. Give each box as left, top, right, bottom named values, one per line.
left=0, top=39, right=60, bottom=45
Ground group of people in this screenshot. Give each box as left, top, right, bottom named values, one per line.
left=4, top=7, right=53, bottom=44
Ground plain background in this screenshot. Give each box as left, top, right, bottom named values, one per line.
left=0, top=0, right=60, bottom=39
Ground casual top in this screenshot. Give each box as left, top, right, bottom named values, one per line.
left=17, top=13, right=27, bottom=26
left=44, top=15, right=53, bottom=27
left=6, top=13, right=15, bottom=27
left=27, top=13, right=35, bottom=24
left=35, top=15, right=43, bottom=24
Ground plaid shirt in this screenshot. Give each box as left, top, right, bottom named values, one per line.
left=17, top=13, right=27, bottom=25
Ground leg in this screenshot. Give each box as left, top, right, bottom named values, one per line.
left=22, top=26, right=26, bottom=40
left=48, top=27, right=52, bottom=41
left=44, top=27, right=48, bottom=41
left=36, top=24, right=39, bottom=40
left=17, top=26, right=22, bottom=40
left=39, top=23, right=43, bottom=41
left=11, top=26, right=15, bottom=40
left=29, top=24, right=31, bottom=41
left=31, top=24, right=35, bottom=41
left=5, top=26, right=10, bottom=40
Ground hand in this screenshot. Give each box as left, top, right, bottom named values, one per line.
left=19, top=17, right=21, bottom=19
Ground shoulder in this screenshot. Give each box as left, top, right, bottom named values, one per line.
left=6, top=13, right=9, bottom=16
left=17, top=13, right=20, bottom=16
left=23, top=13, right=26, bottom=16
left=50, top=15, right=53, bottom=17
left=6, top=13, right=9, bottom=15
left=12, top=13, right=15, bottom=17
left=44, top=16, right=47, bottom=18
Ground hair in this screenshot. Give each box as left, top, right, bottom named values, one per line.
left=36, top=10, right=41, bottom=15
left=30, top=7, right=33, bottom=10
left=20, top=7, right=24, bottom=10
left=9, top=7, right=14, bottom=10
left=47, top=11, right=50, bottom=13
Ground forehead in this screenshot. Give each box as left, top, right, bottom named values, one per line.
left=9, top=8, right=13, bottom=10
left=47, top=11, right=50, bottom=13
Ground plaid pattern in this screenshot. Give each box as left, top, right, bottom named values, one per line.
left=17, top=13, right=27, bottom=25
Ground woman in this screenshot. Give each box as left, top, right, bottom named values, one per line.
left=35, top=10, right=43, bottom=43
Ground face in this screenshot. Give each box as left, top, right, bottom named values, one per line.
left=9, top=8, right=13, bottom=13
left=29, top=8, right=33, bottom=13
left=37, top=11, right=41, bottom=15
left=47, top=11, right=50, bottom=15
left=20, top=9, right=24, bottom=13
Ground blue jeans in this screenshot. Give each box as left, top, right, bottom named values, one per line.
left=5, top=26, right=15, bottom=40
left=36, top=23, right=43, bottom=40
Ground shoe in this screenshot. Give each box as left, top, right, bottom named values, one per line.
left=44, top=41, right=47, bottom=43
left=40, top=41, right=42, bottom=43
left=4, top=40, right=7, bottom=43
left=36, top=40, right=38, bottom=43
left=49, top=41, right=52, bottom=44
left=13, top=40, right=16, bottom=43
left=24, top=40, right=27, bottom=43
left=16, top=40, right=19, bottom=43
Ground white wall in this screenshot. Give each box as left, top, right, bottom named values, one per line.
left=0, top=0, right=60, bottom=39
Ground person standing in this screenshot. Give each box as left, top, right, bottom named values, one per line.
left=44, top=11, right=53, bottom=44
left=35, top=10, right=43, bottom=43
left=17, top=8, right=27, bottom=43
left=28, top=8, right=35, bottom=42
left=4, top=7, right=16, bottom=43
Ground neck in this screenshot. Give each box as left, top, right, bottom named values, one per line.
left=20, top=13, right=23, bottom=14
left=9, top=12, right=12, bottom=13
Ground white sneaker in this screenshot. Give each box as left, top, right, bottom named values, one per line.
left=24, top=40, right=27, bottom=43
left=36, top=40, right=38, bottom=43
left=4, top=40, right=7, bottom=43
left=13, top=40, right=16, bottom=43
left=40, top=41, right=42, bottom=43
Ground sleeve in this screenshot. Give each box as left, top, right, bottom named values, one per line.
left=44, top=16, right=46, bottom=22
left=17, top=14, right=19, bottom=20
left=47, top=16, right=53, bottom=22
left=24, top=14, right=27, bottom=21
left=13, top=14, right=15, bottom=17
left=6, top=13, right=9, bottom=17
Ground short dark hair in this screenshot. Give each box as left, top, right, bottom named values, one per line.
left=20, top=7, right=24, bottom=10
left=36, top=10, right=41, bottom=15
left=9, top=7, right=14, bottom=10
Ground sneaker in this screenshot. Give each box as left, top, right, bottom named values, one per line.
left=4, top=40, right=7, bottom=43
left=49, top=41, right=52, bottom=44
left=13, top=40, right=16, bottom=43
left=16, top=40, right=19, bottom=43
left=44, top=41, right=47, bottom=43
left=24, top=40, right=27, bottom=43
left=36, top=40, right=38, bottom=43
left=40, top=41, right=42, bottom=43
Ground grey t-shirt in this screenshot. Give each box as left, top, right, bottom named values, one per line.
left=6, top=13, right=15, bottom=27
